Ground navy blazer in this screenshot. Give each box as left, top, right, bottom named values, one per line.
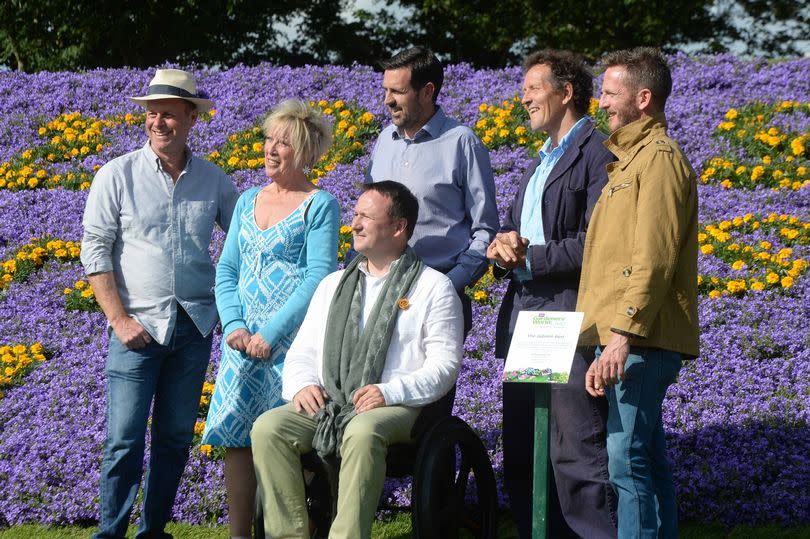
left=494, top=120, right=614, bottom=358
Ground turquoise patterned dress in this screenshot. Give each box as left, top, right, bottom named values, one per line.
left=202, top=190, right=321, bottom=447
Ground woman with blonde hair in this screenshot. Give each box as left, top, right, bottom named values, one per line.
left=203, top=98, right=339, bottom=538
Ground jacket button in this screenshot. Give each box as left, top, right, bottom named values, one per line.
left=622, top=267, right=631, bottom=277
left=626, top=306, right=636, bottom=316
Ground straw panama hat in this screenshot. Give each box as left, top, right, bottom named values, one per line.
left=129, top=69, right=215, bottom=112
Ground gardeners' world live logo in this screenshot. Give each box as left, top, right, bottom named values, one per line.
left=531, top=313, right=567, bottom=328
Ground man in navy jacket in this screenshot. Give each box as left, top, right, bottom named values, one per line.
left=488, top=50, right=617, bottom=538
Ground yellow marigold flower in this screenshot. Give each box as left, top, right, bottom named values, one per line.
left=750, top=166, right=765, bottom=182
left=765, top=272, right=780, bottom=284
left=27, top=178, right=38, bottom=188
left=780, top=227, right=799, bottom=240
left=473, top=290, right=488, bottom=301
left=697, top=275, right=703, bottom=285
left=697, top=232, right=707, bottom=242
left=724, top=108, right=738, bottom=120
left=252, top=142, right=263, bottom=153
left=759, top=241, right=772, bottom=250
left=12, top=344, right=26, bottom=355
left=762, top=155, right=771, bottom=164
left=54, top=248, right=67, bottom=258
left=718, top=121, right=735, bottom=131
left=200, top=445, right=213, bottom=457
left=359, top=112, right=373, bottom=124
left=792, top=259, right=808, bottom=271
left=498, top=129, right=510, bottom=138
left=63, top=288, right=73, bottom=295
left=75, top=280, right=87, bottom=290
left=797, top=166, right=807, bottom=177
left=700, top=244, right=714, bottom=255
left=479, top=103, right=488, bottom=112
left=734, top=166, right=746, bottom=176
left=781, top=276, right=794, bottom=288
left=720, top=179, right=732, bottom=189
left=726, top=280, right=746, bottom=293
left=708, top=290, right=722, bottom=299
left=731, top=260, right=746, bottom=271
left=334, top=100, right=344, bottom=109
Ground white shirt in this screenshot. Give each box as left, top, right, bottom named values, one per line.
left=281, top=262, right=463, bottom=407
left=81, top=143, right=238, bottom=344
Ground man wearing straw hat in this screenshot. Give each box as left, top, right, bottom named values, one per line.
left=81, top=68, right=238, bottom=539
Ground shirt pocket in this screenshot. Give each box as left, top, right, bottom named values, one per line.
left=182, top=200, right=216, bottom=245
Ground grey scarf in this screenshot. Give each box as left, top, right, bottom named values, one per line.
left=311, top=247, right=422, bottom=458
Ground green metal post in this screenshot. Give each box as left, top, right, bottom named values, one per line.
left=532, top=383, right=551, bottom=539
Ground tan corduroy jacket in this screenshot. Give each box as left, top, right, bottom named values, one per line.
left=576, top=113, right=699, bottom=357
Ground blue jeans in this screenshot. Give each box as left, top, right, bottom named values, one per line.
left=596, top=346, right=682, bottom=539
left=94, top=309, right=212, bottom=539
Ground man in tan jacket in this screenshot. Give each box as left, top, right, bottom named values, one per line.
left=576, top=47, right=698, bottom=539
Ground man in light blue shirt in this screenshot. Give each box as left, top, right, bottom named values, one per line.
left=365, top=46, right=499, bottom=334
left=487, top=50, right=616, bottom=539
left=81, top=69, right=238, bottom=539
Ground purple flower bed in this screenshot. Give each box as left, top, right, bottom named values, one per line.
left=0, top=56, right=808, bottom=528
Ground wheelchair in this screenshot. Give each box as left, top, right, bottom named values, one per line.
left=252, top=388, right=498, bottom=538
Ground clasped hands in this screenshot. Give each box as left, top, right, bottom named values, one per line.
left=487, top=231, right=530, bottom=270
left=293, top=384, right=386, bottom=417
left=226, top=328, right=271, bottom=360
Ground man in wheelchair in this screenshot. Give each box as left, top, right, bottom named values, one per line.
left=251, top=180, right=464, bottom=539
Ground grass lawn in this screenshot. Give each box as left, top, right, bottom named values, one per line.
left=2, top=512, right=810, bottom=538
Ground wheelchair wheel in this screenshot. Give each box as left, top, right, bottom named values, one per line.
left=411, top=416, right=498, bottom=539
left=253, top=492, right=264, bottom=539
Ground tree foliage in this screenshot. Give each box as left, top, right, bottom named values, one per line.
left=0, top=0, right=807, bottom=72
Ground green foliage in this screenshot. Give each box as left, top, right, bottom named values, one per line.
left=3, top=0, right=807, bottom=71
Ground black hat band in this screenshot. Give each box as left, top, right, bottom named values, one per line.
left=147, top=84, right=197, bottom=98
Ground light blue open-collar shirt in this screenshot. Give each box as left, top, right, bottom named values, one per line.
left=81, top=142, right=239, bottom=345
left=513, top=116, right=590, bottom=281
left=365, top=107, right=500, bottom=291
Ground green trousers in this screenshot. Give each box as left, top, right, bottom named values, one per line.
left=251, top=402, right=420, bottom=539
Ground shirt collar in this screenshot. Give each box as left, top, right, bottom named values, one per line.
left=538, top=116, right=590, bottom=159
left=142, top=142, right=193, bottom=173
left=391, top=106, right=446, bottom=142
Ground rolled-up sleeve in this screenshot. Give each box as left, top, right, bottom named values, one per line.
left=81, top=164, right=120, bottom=275
left=446, top=134, right=499, bottom=291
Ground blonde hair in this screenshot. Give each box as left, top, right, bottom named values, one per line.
left=262, top=99, right=333, bottom=170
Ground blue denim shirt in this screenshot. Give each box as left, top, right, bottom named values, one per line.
left=365, top=107, right=500, bottom=291
left=81, top=143, right=239, bottom=345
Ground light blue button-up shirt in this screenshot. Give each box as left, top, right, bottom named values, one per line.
left=81, top=143, right=238, bottom=345
left=366, top=107, right=500, bottom=291
left=513, top=117, right=589, bottom=281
